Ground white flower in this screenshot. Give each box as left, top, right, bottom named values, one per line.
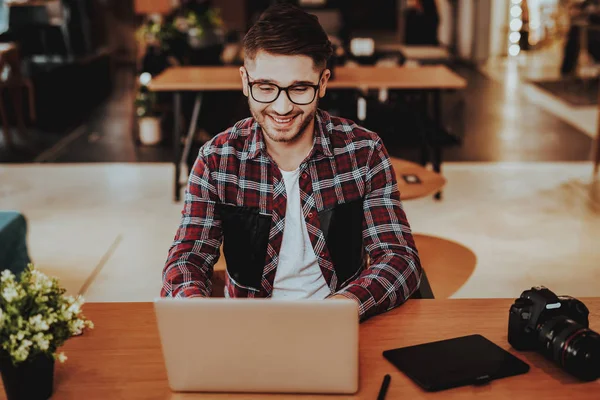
left=33, top=333, right=50, bottom=351
left=43, top=278, right=53, bottom=290
left=46, top=312, right=57, bottom=325
left=29, top=314, right=50, bottom=332
left=174, top=17, right=189, bottom=32
left=14, top=347, right=29, bottom=363
left=149, top=13, right=162, bottom=24
left=13, top=339, right=33, bottom=363
left=1, top=269, right=14, bottom=282
left=29, top=314, right=42, bottom=327
left=30, top=269, right=43, bottom=282
left=56, top=352, right=67, bottom=363
left=2, top=286, right=19, bottom=302
left=67, top=302, right=81, bottom=315
left=69, top=319, right=85, bottom=335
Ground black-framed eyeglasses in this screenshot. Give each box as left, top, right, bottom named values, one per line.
left=246, top=71, right=323, bottom=105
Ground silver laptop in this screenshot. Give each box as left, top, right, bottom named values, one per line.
left=154, top=297, right=359, bottom=394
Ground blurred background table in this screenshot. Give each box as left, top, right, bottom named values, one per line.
left=149, top=65, right=466, bottom=201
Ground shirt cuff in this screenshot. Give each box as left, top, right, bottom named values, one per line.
left=333, top=284, right=376, bottom=319
left=174, top=285, right=208, bottom=298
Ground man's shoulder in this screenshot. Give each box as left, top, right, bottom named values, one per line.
left=325, top=112, right=382, bottom=148
left=199, top=117, right=255, bottom=158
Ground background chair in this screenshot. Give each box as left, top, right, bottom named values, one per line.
left=412, top=233, right=477, bottom=299
left=7, top=0, right=73, bottom=61
left=0, top=42, right=35, bottom=148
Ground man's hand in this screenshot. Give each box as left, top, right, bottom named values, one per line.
left=328, top=294, right=348, bottom=300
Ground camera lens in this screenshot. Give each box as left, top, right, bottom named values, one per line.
left=538, top=317, right=600, bottom=381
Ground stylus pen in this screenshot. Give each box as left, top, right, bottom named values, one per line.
left=377, top=374, right=391, bottom=400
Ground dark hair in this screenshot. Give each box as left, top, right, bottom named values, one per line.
left=243, top=2, right=333, bottom=69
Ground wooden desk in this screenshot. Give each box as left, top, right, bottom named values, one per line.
left=149, top=65, right=466, bottom=201
left=2, top=299, right=597, bottom=399
left=376, top=45, right=452, bottom=63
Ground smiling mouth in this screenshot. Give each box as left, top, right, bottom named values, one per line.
left=269, top=115, right=297, bottom=125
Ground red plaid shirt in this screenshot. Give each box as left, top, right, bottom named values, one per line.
left=161, top=109, right=422, bottom=320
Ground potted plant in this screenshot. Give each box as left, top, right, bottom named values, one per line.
left=0, top=265, right=93, bottom=400
left=135, top=78, right=162, bottom=146
left=173, top=7, right=224, bottom=50
left=135, top=14, right=175, bottom=53
left=135, top=4, right=225, bottom=68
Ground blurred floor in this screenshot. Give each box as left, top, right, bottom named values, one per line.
left=432, top=65, right=592, bottom=163
left=1, top=162, right=598, bottom=301
left=0, top=65, right=173, bottom=164
left=481, top=42, right=598, bottom=139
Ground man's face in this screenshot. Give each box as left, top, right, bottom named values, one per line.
left=240, top=51, right=330, bottom=144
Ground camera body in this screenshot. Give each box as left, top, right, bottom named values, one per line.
left=508, top=286, right=599, bottom=381
left=508, top=286, right=589, bottom=350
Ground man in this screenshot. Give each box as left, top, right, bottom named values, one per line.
left=161, top=3, right=422, bottom=321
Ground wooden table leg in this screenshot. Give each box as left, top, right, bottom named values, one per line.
left=595, top=81, right=600, bottom=177
left=432, top=90, right=443, bottom=200
left=0, top=94, right=12, bottom=148
left=594, top=131, right=600, bottom=177
left=173, top=92, right=182, bottom=202
left=11, top=85, right=29, bottom=142
left=180, top=93, right=202, bottom=176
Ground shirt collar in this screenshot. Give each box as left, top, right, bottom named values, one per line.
left=246, top=109, right=334, bottom=160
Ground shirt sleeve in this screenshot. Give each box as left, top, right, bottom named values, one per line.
left=161, top=150, right=223, bottom=298
left=333, top=138, right=423, bottom=321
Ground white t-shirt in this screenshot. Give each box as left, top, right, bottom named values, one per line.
left=271, top=168, right=331, bottom=300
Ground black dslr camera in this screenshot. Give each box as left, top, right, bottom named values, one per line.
left=508, top=286, right=600, bottom=381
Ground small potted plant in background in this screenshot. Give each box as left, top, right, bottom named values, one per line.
left=135, top=3, right=225, bottom=68
left=0, top=265, right=93, bottom=400
left=135, top=73, right=162, bottom=146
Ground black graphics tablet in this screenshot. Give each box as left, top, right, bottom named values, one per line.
left=382, top=334, right=530, bottom=392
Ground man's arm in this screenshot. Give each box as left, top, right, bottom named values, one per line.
left=331, top=139, right=422, bottom=321
left=161, top=150, right=223, bottom=298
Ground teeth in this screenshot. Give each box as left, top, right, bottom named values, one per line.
left=272, top=116, right=293, bottom=123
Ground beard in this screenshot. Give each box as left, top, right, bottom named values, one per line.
left=249, top=99, right=318, bottom=144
